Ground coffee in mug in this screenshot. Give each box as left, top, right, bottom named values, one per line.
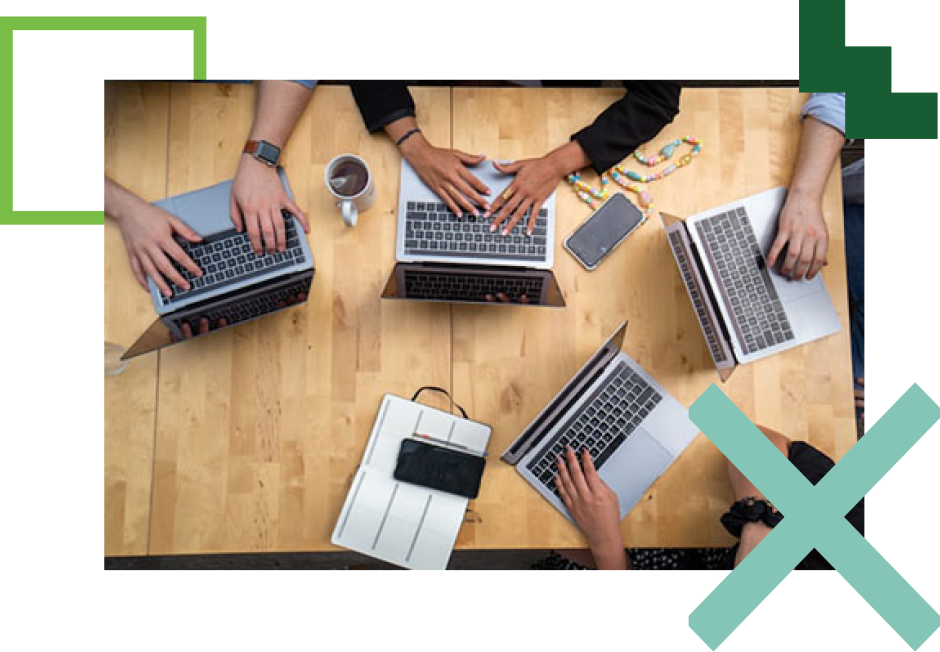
left=325, top=154, right=375, bottom=227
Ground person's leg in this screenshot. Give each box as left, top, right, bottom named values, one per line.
left=843, top=201, right=864, bottom=378
left=726, top=426, right=791, bottom=567
left=726, top=426, right=791, bottom=499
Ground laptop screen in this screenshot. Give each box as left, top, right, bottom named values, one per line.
left=122, top=273, right=313, bottom=360
left=381, top=263, right=565, bottom=307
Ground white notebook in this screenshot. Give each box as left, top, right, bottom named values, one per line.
left=331, top=394, right=492, bottom=570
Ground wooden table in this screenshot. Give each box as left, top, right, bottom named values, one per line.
left=105, top=84, right=855, bottom=556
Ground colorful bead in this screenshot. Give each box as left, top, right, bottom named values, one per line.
left=568, top=136, right=701, bottom=220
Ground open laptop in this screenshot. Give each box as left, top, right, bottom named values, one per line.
left=381, top=159, right=563, bottom=307
left=122, top=170, right=314, bottom=360
left=661, top=186, right=840, bottom=381
left=501, top=321, right=699, bottom=521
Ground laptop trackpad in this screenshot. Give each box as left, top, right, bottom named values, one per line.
left=599, top=427, right=674, bottom=519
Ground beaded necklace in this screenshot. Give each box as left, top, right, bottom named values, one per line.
left=567, top=136, right=702, bottom=217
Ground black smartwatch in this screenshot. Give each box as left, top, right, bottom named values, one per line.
left=721, top=497, right=783, bottom=538
left=243, top=139, right=281, bottom=167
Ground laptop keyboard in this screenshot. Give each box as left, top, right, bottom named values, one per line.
left=162, top=213, right=307, bottom=306
left=525, top=361, right=663, bottom=499
left=403, top=201, right=549, bottom=262
left=403, top=270, right=543, bottom=303
left=173, top=276, right=312, bottom=335
left=668, top=231, right=729, bottom=365
left=694, top=207, right=795, bottom=355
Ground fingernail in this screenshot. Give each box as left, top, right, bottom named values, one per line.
left=472, top=209, right=480, bottom=217
left=456, top=211, right=462, bottom=218
left=483, top=211, right=490, bottom=218
left=527, top=228, right=533, bottom=236
left=502, top=228, right=509, bottom=236
left=489, top=223, right=497, bottom=232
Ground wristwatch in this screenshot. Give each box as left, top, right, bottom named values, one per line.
left=720, top=497, right=784, bottom=538
left=243, top=139, right=281, bottom=167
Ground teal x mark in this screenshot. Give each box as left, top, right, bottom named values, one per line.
left=688, top=383, right=940, bottom=650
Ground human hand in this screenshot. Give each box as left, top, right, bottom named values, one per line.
left=117, top=202, right=203, bottom=298
left=554, top=446, right=624, bottom=566
left=486, top=156, right=561, bottom=236
left=484, top=291, right=530, bottom=304
left=178, top=316, right=229, bottom=341
left=230, top=154, right=309, bottom=255
left=767, top=189, right=829, bottom=280
left=855, top=378, right=865, bottom=422
left=401, top=135, right=491, bottom=217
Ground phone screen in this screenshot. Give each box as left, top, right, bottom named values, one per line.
left=565, top=193, right=644, bottom=269
left=394, top=438, right=486, bottom=499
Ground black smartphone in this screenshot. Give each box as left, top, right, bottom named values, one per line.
left=564, top=193, right=645, bottom=270
left=393, top=438, right=486, bottom=499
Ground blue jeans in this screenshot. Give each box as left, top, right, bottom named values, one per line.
left=843, top=201, right=864, bottom=384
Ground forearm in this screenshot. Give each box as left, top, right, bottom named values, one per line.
left=385, top=116, right=436, bottom=167
left=734, top=522, right=772, bottom=567
left=789, top=116, right=845, bottom=203
left=545, top=141, right=591, bottom=176
left=104, top=177, right=147, bottom=224
left=590, top=536, right=629, bottom=570
left=384, top=115, right=419, bottom=147
left=247, top=80, right=313, bottom=148
left=593, top=549, right=629, bottom=570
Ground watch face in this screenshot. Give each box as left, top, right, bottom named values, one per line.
left=256, top=141, right=280, bottom=165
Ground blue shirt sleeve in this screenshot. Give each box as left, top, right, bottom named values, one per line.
left=801, top=92, right=845, bottom=135
left=292, top=80, right=318, bottom=90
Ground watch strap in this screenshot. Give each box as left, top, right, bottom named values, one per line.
left=243, top=139, right=279, bottom=166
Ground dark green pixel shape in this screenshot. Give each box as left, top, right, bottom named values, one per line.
left=800, top=0, right=937, bottom=139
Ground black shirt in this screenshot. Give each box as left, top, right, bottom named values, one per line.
left=350, top=81, right=681, bottom=173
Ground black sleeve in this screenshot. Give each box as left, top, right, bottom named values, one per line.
left=571, top=82, right=682, bottom=173
left=350, top=81, right=416, bottom=133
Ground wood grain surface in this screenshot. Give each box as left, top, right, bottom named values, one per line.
left=104, top=84, right=855, bottom=554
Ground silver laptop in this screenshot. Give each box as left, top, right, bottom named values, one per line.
left=396, top=158, right=556, bottom=269
left=386, top=158, right=562, bottom=306
left=381, top=262, right=565, bottom=307
left=122, top=169, right=314, bottom=359
left=501, top=321, right=699, bottom=521
left=661, top=186, right=840, bottom=381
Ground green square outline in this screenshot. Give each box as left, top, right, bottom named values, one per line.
left=0, top=16, right=209, bottom=226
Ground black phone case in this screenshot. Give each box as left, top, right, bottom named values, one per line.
left=393, top=439, right=485, bottom=499
left=564, top=193, right=645, bottom=270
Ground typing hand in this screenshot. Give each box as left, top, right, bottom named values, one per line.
left=400, top=134, right=491, bottom=218
left=484, top=292, right=530, bottom=304
left=177, top=316, right=229, bottom=341
left=231, top=154, right=309, bottom=256
left=767, top=189, right=829, bottom=280
left=486, top=157, right=560, bottom=236
left=117, top=202, right=203, bottom=298
left=855, top=378, right=865, bottom=423
left=554, top=446, right=626, bottom=569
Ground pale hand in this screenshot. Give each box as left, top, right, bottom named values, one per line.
left=767, top=190, right=829, bottom=280
left=230, top=154, right=309, bottom=255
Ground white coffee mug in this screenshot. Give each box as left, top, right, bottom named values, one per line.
left=325, top=154, right=375, bottom=227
